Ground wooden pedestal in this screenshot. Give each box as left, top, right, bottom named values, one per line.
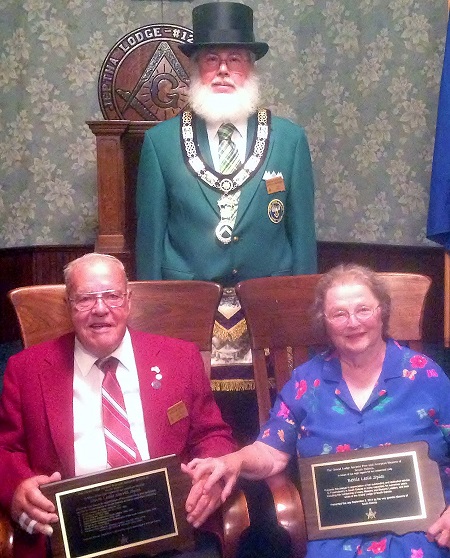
left=87, top=120, right=156, bottom=277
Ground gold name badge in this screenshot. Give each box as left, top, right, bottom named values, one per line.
left=265, top=176, right=286, bottom=194
left=167, top=401, right=189, bottom=425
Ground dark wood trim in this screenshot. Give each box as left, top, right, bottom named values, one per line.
left=317, top=242, right=444, bottom=343
left=0, top=246, right=93, bottom=343
left=0, top=242, right=444, bottom=343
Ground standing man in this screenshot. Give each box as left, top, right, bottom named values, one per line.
left=0, top=253, right=235, bottom=558
left=135, top=1, right=317, bottom=387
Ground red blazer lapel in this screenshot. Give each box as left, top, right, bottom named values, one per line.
left=130, top=329, right=168, bottom=457
left=40, top=334, right=76, bottom=477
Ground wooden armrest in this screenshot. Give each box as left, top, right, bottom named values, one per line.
left=221, top=488, right=249, bottom=558
left=0, top=509, right=13, bottom=558
left=208, top=488, right=249, bottom=558
left=265, top=472, right=307, bottom=558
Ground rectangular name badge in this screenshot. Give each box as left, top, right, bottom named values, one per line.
left=167, top=401, right=189, bottom=425
left=265, top=176, right=286, bottom=194
left=298, top=441, right=445, bottom=540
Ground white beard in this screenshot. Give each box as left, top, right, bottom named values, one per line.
left=188, top=71, right=260, bottom=125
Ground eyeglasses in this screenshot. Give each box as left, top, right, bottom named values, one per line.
left=69, top=290, right=128, bottom=312
left=325, top=305, right=380, bottom=327
left=198, top=52, right=252, bottom=72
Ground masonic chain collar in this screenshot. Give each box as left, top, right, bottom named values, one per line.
left=181, top=109, right=271, bottom=244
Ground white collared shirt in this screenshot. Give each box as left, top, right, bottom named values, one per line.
left=73, top=329, right=149, bottom=475
left=207, top=120, right=248, bottom=171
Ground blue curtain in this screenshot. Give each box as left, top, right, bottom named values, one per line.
left=427, top=14, right=450, bottom=247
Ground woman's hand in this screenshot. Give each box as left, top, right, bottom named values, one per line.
left=182, top=453, right=243, bottom=526
left=183, top=452, right=242, bottom=499
left=427, top=506, right=450, bottom=548
left=11, top=471, right=61, bottom=536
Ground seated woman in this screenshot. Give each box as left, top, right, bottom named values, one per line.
left=183, top=263, right=450, bottom=557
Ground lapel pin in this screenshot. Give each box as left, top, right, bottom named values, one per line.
left=151, top=366, right=162, bottom=389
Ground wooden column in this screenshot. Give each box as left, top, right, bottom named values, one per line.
left=87, top=120, right=154, bottom=277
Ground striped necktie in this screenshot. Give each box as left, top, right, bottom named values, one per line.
left=218, top=123, right=240, bottom=174
left=98, top=356, right=142, bottom=467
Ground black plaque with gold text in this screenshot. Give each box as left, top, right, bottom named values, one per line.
left=298, top=442, right=445, bottom=540
left=41, top=454, right=194, bottom=558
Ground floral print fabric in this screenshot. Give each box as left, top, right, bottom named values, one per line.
left=258, top=339, right=450, bottom=557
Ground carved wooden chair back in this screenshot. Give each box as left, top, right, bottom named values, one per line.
left=8, top=280, right=222, bottom=377
left=236, top=272, right=432, bottom=426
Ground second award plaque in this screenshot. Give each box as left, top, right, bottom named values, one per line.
left=298, top=441, right=445, bottom=540
left=41, top=454, right=194, bottom=558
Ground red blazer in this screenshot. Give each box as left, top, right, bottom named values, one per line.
left=0, top=329, right=235, bottom=557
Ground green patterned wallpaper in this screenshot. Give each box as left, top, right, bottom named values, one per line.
left=0, top=0, right=447, bottom=248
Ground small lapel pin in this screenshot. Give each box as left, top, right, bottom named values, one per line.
left=151, top=366, right=162, bottom=389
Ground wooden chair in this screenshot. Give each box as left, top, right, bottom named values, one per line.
left=235, top=271, right=432, bottom=558
left=1, top=280, right=250, bottom=558
left=0, top=510, right=12, bottom=558
left=7, top=280, right=225, bottom=376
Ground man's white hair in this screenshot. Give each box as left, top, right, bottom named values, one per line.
left=64, top=253, right=127, bottom=294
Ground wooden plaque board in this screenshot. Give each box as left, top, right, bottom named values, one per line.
left=98, top=24, right=192, bottom=122
left=298, top=441, right=445, bottom=540
left=41, top=454, right=194, bottom=558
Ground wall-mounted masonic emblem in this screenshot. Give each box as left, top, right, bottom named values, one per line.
left=98, top=24, right=192, bottom=121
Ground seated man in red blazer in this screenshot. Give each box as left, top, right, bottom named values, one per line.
left=0, top=252, right=235, bottom=558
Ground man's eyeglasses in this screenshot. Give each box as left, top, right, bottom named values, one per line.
left=69, top=290, right=128, bottom=312
left=325, top=305, right=380, bottom=327
left=198, top=52, right=251, bottom=72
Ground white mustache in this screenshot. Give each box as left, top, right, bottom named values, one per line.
left=211, top=78, right=236, bottom=87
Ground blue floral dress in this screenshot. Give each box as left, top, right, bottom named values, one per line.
left=257, top=339, right=450, bottom=557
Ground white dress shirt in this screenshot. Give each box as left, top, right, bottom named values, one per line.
left=73, top=329, right=150, bottom=475
left=207, top=120, right=248, bottom=171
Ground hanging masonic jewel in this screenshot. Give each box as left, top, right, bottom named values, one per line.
left=98, top=24, right=192, bottom=121
left=216, top=191, right=241, bottom=244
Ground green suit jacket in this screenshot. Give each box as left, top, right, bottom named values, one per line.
left=136, top=112, right=317, bottom=285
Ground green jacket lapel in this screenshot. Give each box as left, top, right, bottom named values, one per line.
left=195, top=118, right=221, bottom=215
left=235, top=112, right=274, bottom=223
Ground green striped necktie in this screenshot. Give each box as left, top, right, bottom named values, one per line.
left=218, top=123, right=240, bottom=174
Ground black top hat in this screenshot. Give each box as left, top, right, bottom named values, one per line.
left=179, top=2, right=269, bottom=60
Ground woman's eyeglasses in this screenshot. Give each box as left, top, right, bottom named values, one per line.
left=325, top=305, right=380, bottom=327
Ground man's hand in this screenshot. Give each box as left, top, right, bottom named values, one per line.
left=184, top=476, right=223, bottom=528
left=427, top=506, right=450, bottom=548
left=11, top=471, right=61, bottom=536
